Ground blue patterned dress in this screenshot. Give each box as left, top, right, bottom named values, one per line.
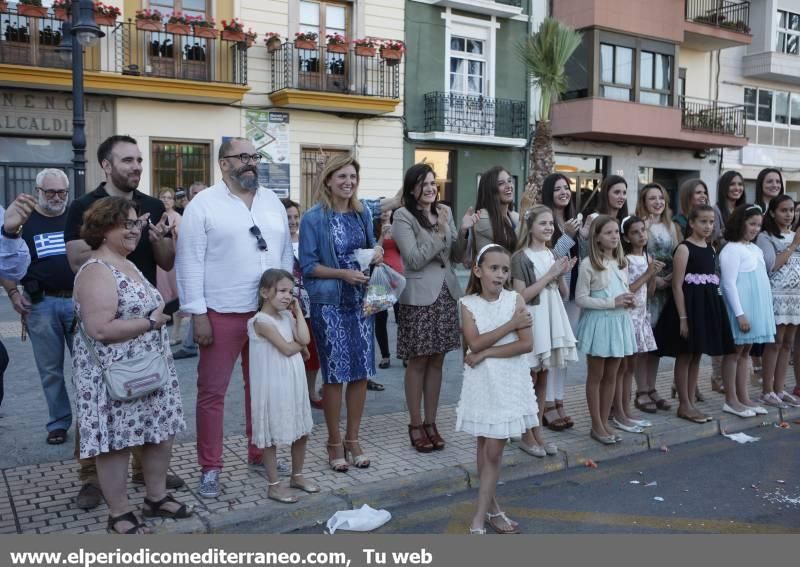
left=310, top=212, right=375, bottom=383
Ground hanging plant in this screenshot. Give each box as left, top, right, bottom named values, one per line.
left=135, top=8, right=164, bottom=32
left=265, top=32, right=282, bottom=52
left=294, top=31, right=318, bottom=50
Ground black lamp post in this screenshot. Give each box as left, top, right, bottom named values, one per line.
left=57, top=0, right=104, bottom=197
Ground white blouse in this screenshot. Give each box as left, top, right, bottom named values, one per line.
left=719, top=242, right=765, bottom=317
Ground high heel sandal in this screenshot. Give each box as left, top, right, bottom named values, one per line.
left=408, top=424, right=434, bottom=453
left=422, top=422, right=445, bottom=450
left=343, top=439, right=371, bottom=468
left=327, top=443, right=349, bottom=473
left=555, top=401, right=574, bottom=428
left=486, top=511, right=520, bottom=534
left=542, top=405, right=570, bottom=431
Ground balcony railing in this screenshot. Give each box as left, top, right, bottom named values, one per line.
left=685, top=0, right=750, bottom=33
left=268, top=42, right=399, bottom=98
left=495, top=0, right=523, bottom=6
left=680, top=96, right=746, bottom=137
left=0, top=10, right=247, bottom=85
left=423, top=91, right=527, bottom=138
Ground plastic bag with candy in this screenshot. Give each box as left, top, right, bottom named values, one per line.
left=363, top=265, right=406, bottom=316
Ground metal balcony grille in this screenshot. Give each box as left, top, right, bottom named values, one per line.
left=423, top=91, right=527, bottom=138
left=685, top=0, right=751, bottom=33
left=680, top=96, right=746, bottom=137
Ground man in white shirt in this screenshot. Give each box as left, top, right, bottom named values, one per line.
left=176, top=138, right=293, bottom=498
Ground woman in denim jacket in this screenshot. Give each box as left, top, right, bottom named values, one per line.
left=299, top=155, right=383, bottom=473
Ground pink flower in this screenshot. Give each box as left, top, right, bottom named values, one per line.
left=684, top=273, right=719, bottom=285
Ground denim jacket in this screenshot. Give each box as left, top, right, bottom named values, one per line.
left=299, top=202, right=375, bottom=305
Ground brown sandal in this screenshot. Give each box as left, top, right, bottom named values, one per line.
left=408, top=424, right=434, bottom=453
left=555, top=401, right=574, bottom=428
left=635, top=391, right=658, bottom=414
left=648, top=389, right=671, bottom=411
left=422, top=422, right=445, bottom=450
left=542, top=406, right=570, bottom=431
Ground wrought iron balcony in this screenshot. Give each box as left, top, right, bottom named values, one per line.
left=268, top=42, right=399, bottom=99
left=423, top=91, right=527, bottom=139
left=680, top=96, right=746, bottom=138
left=0, top=10, right=247, bottom=85
left=685, top=0, right=750, bottom=33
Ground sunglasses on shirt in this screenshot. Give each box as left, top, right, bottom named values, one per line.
left=250, top=225, right=268, bottom=251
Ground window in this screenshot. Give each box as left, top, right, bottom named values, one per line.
left=775, top=91, right=790, bottom=124
left=744, top=87, right=800, bottom=127
left=639, top=51, right=671, bottom=106
left=792, top=94, right=800, bottom=126
left=758, top=89, right=773, bottom=122
left=150, top=0, right=209, bottom=20
left=449, top=36, right=485, bottom=96
left=299, top=0, right=349, bottom=40
left=299, top=147, right=349, bottom=209
left=151, top=141, right=211, bottom=193
left=600, top=43, right=633, bottom=101
left=777, top=10, right=800, bottom=55
left=744, top=87, right=757, bottom=121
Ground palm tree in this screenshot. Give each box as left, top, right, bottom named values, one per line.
left=518, top=18, right=582, bottom=213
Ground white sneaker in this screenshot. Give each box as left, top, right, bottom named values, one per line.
left=778, top=391, right=800, bottom=408
left=759, top=392, right=788, bottom=409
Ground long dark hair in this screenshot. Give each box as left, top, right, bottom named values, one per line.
left=755, top=168, right=784, bottom=211
left=256, top=269, right=295, bottom=310
left=724, top=204, right=763, bottom=243
left=475, top=166, right=517, bottom=251
left=762, top=194, right=794, bottom=239
left=402, top=163, right=438, bottom=230
left=621, top=215, right=646, bottom=255
left=541, top=173, right=575, bottom=245
left=597, top=175, right=628, bottom=220
left=716, top=171, right=745, bottom=224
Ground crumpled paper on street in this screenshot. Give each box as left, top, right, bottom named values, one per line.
left=722, top=431, right=760, bottom=444
left=327, top=504, right=391, bottom=534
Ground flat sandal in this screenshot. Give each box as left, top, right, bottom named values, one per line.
left=107, top=511, right=150, bottom=534
left=142, top=494, right=193, bottom=519
left=486, top=511, right=520, bottom=534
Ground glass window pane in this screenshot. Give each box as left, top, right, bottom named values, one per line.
left=640, top=91, right=668, bottom=106
left=183, top=0, right=205, bottom=11
left=775, top=91, right=790, bottom=124
left=602, top=86, right=630, bottom=101
left=788, top=34, right=799, bottom=54
left=791, top=13, right=800, bottom=31
left=655, top=54, right=670, bottom=90
left=467, top=75, right=482, bottom=95
left=758, top=89, right=773, bottom=122
left=600, top=44, right=613, bottom=83
left=791, top=94, right=800, bottom=126
left=616, top=46, right=633, bottom=86
left=450, top=37, right=465, bottom=51
left=466, top=39, right=483, bottom=54
left=640, top=52, right=653, bottom=89
left=468, top=60, right=483, bottom=76
left=744, top=87, right=757, bottom=121
left=327, top=6, right=346, bottom=30
left=779, top=10, right=786, bottom=29
left=300, top=1, right=320, bottom=26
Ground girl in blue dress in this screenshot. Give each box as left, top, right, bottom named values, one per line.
left=575, top=215, right=637, bottom=445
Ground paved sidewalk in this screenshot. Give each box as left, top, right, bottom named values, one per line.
left=1, top=365, right=797, bottom=535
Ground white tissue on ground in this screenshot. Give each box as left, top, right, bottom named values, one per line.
left=722, top=432, right=760, bottom=444
left=326, top=504, right=391, bottom=534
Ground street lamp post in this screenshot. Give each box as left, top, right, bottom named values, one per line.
left=58, top=0, right=104, bottom=197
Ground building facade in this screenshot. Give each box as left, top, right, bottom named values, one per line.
left=0, top=0, right=404, bottom=206
left=403, top=0, right=530, bottom=215
left=544, top=0, right=752, bottom=211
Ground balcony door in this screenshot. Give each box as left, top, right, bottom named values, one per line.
left=297, top=0, right=351, bottom=92
left=446, top=23, right=493, bottom=136
left=147, top=0, right=212, bottom=81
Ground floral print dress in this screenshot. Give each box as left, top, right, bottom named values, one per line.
left=72, top=259, right=185, bottom=459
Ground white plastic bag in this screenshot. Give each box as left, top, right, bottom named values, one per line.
left=327, top=504, right=391, bottom=534
left=363, top=264, right=406, bottom=316
left=353, top=248, right=375, bottom=272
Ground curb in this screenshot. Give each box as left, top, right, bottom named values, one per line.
left=201, top=404, right=798, bottom=534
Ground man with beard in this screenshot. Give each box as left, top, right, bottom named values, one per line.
left=176, top=138, right=293, bottom=498
left=1, top=170, right=75, bottom=446
left=63, top=134, right=184, bottom=510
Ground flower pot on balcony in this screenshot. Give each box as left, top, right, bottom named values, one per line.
left=221, top=29, right=245, bottom=42
left=380, top=48, right=402, bottom=65
left=266, top=37, right=281, bottom=51
left=245, top=37, right=256, bottom=48
left=54, top=7, right=67, bottom=20
left=136, top=19, right=163, bottom=32
left=294, top=39, right=316, bottom=50
left=327, top=43, right=347, bottom=54
left=165, top=23, right=191, bottom=35
left=18, top=5, right=48, bottom=18
left=95, top=14, right=116, bottom=26
left=193, top=26, right=218, bottom=39
left=354, top=45, right=376, bottom=57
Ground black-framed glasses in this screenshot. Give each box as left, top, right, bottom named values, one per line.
left=37, top=187, right=68, bottom=198
left=123, top=219, right=147, bottom=230
left=250, top=225, right=268, bottom=251
left=222, top=153, right=264, bottom=164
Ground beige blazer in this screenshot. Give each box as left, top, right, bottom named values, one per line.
left=392, top=206, right=466, bottom=306
left=575, top=256, right=630, bottom=310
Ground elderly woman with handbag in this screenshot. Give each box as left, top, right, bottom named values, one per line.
left=73, top=197, right=190, bottom=534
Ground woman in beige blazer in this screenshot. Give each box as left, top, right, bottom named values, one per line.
left=393, top=163, right=473, bottom=453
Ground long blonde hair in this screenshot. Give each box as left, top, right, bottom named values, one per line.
left=516, top=205, right=553, bottom=251
left=315, top=154, right=363, bottom=212
left=587, top=215, right=626, bottom=271
left=635, top=183, right=679, bottom=242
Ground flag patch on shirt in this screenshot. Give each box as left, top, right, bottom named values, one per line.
left=33, top=232, right=66, bottom=258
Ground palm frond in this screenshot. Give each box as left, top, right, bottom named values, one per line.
left=518, top=18, right=582, bottom=121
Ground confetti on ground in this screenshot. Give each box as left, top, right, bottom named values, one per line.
left=585, top=459, right=598, bottom=469
left=762, top=489, right=800, bottom=508
left=654, top=497, right=664, bottom=502
left=645, top=481, right=658, bottom=487
left=629, top=480, right=641, bottom=485
left=776, top=480, right=785, bottom=484
left=776, top=422, right=790, bottom=429
left=722, top=432, right=760, bottom=444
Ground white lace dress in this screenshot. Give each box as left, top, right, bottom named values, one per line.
left=523, top=249, right=579, bottom=370
left=456, top=290, right=539, bottom=439
left=248, top=311, right=314, bottom=448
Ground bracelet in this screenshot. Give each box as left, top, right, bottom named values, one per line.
left=7, top=288, right=19, bottom=297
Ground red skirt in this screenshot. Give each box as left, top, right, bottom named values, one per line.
left=304, top=318, right=320, bottom=372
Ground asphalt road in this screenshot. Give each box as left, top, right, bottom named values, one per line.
left=294, top=427, right=800, bottom=534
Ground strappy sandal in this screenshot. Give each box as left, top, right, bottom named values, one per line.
left=107, top=511, right=150, bottom=534
left=648, top=389, right=671, bottom=411
left=634, top=391, right=657, bottom=414
left=366, top=379, right=385, bottom=391
left=142, top=494, right=193, bottom=519
left=343, top=439, right=371, bottom=468
left=268, top=481, right=298, bottom=504
left=422, top=422, right=445, bottom=450
left=555, top=401, right=574, bottom=428
left=408, top=424, right=434, bottom=453
left=486, top=511, right=520, bottom=534
left=46, top=429, right=67, bottom=445
left=469, top=527, right=486, bottom=535
left=327, top=443, right=349, bottom=473
left=290, top=474, right=320, bottom=494
left=542, top=406, right=570, bottom=431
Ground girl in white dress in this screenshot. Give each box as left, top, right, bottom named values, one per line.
left=457, top=244, right=537, bottom=535
left=511, top=205, right=577, bottom=458
left=249, top=269, right=317, bottom=504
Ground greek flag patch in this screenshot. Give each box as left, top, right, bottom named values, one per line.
left=33, top=232, right=66, bottom=258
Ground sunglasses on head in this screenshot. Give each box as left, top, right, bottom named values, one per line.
left=250, top=225, right=268, bottom=251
